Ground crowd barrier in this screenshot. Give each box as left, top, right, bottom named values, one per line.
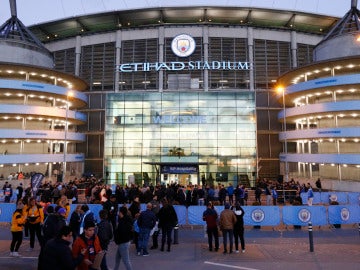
left=300, top=192, right=360, bottom=205
left=0, top=203, right=359, bottom=227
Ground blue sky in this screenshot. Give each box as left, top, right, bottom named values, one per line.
left=0, top=0, right=355, bottom=26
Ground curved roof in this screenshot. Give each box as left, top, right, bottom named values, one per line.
left=27, top=7, right=340, bottom=43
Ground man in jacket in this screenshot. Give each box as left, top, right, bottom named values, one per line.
left=202, top=202, right=219, bottom=252
left=114, top=206, right=133, bottom=270
left=41, top=225, right=85, bottom=270
left=219, top=203, right=237, bottom=254
left=137, top=203, right=156, bottom=256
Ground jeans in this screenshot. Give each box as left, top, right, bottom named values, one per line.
left=222, top=229, right=234, bottom=252
left=114, top=241, right=132, bottom=270
left=234, top=227, right=245, bottom=251
left=137, top=228, right=151, bottom=254
left=206, top=226, right=219, bottom=250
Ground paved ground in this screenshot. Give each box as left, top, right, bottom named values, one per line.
left=0, top=223, right=359, bottom=270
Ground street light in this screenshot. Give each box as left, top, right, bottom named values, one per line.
left=277, top=86, right=288, bottom=203
left=63, top=91, right=73, bottom=182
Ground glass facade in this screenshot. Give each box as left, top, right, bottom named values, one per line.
left=104, top=91, right=256, bottom=186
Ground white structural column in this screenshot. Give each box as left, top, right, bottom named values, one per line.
left=291, top=31, right=297, bottom=68
left=247, top=27, right=254, bottom=91
left=158, top=27, right=164, bottom=92
left=203, top=26, right=209, bottom=91
left=75, top=36, right=81, bottom=76
left=115, top=30, right=122, bottom=92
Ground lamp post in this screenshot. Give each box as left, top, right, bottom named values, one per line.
left=277, top=86, right=288, bottom=203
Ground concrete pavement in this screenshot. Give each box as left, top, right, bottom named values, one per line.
left=0, top=223, right=359, bottom=270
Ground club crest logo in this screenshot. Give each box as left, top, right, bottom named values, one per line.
left=298, top=208, right=311, bottom=222
left=329, top=194, right=338, bottom=202
left=171, top=34, right=196, bottom=57
left=251, top=209, right=265, bottom=223
left=340, top=207, right=350, bottom=221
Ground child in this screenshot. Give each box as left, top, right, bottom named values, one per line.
left=10, top=200, right=26, bottom=256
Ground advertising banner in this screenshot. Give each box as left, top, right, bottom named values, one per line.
left=283, top=206, right=327, bottom=226
left=328, top=205, right=360, bottom=224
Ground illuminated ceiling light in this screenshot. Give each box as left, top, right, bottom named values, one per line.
left=314, top=70, right=320, bottom=73
left=142, top=81, right=151, bottom=84
left=338, top=114, right=344, bottom=117
left=15, top=116, right=21, bottom=120
left=54, top=34, right=58, bottom=37
left=4, top=93, right=11, bottom=96
left=118, top=81, right=126, bottom=84
left=127, top=22, right=131, bottom=26
left=325, top=91, right=332, bottom=95
left=30, top=72, right=37, bottom=76
left=6, top=70, right=14, bottom=73
left=25, top=163, right=29, bottom=166
left=0, top=165, right=3, bottom=167
left=343, top=164, right=348, bottom=167
left=331, top=163, right=335, bottom=166
left=12, top=163, right=17, bottom=167
left=1, top=140, right=6, bottom=143
left=93, top=82, right=102, bottom=85
left=329, top=139, right=334, bottom=142
left=340, top=138, right=346, bottom=142
left=17, top=93, right=24, bottom=97
left=356, top=165, right=360, bottom=168
left=81, top=29, right=84, bottom=32
left=334, top=66, right=342, bottom=69
left=315, top=92, right=321, bottom=96
left=351, top=113, right=358, bottom=117
left=336, top=90, right=344, bottom=93
left=35, top=163, right=40, bottom=165
left=26, top=139, right=31, bottom=143
left=347, top=64, right=354, bottom=68
left=14, top=140, right=19, bottom=143
left=39, top=96, right=45, bottom=99
left=349, top=89, right=356, bottom=93
left=3, top=116, right=9, bottom=120
left=37, top=140, right=41, bottom=143
left=323, top=67, right=330, bottom=71
left=354, top=139, right=359, bottom=142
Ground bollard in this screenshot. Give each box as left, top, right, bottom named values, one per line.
left=308, top=222, right=314, bottom=252
left=173, top=224, right=179, bottom=244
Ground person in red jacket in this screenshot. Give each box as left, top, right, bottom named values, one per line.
left=72, top=221, right=103, bottom=270
left=202, top=202, right=219, bottom=252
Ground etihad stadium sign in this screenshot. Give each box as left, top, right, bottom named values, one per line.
left=116, top=34, right=251, bottom=72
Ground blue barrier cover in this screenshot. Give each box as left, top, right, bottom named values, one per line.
left=173, top=205, right=187, bottom=225
left=283, top=206, right=327, bottom=226
left=347, top=193, right=360, bottom=205
left=328, top=205, right=360, bottom=224
left=0, top=203, right=16, bottom=222
left=243, top=206, right=281, bottom=226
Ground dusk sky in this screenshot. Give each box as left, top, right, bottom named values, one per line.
left=0, top=0, right=356, bottom=26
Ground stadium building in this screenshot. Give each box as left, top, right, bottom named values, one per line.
left=1, top=0, right=359, bottom=191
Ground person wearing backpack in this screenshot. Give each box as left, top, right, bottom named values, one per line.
left=113, top=206, right=133, bottom=270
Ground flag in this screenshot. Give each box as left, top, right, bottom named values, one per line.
left=31, top=173, right=44, bottom=197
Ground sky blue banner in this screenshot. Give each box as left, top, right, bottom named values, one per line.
left=328, top=205, right=360, bottom=224
left=188, top=205, right=207, bottom=225
left=173, top=205, right=187, bottom=225
left=301, top=192, right=350, bottom=204
left=283, top=206, right=327, bottom=226
left=0, top=203, right=16, bottom=222
left=243, top=206, right=281, bottom=226
left=301, top=192, right=321, bottom=204
left=347, top=193, right=360, bottom=205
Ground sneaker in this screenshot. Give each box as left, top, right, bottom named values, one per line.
left=137, top=252, right=141, bottom=256
left=12, top=252, right=20, bottom=257
left=242, top=249, right=245, bottom=253
left=143, top=252, right=150, bottom=257
left=235, top=250, right=239, bottom=254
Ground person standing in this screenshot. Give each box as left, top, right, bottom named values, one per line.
left=41, top=225, right=85, bottom=270
left=10, top=200, right=26, bottom=257
left=113, top=206, right=133, bottom=270
left=97, top=210, right=113, bottom=270
left=149, top=195, right=160, bottom=250
left=219, top=203, right=236, bottom=254
left=16, top=183, right=23, bottom=203
left=271, top=186, right=278, bottom=206
left=202, top=202, right=219, bottom=252
left=102, top=194, right=118, bottom=235
left=72, top=221, right=103, bottom=270
left=232, top=203, right=245, bottom=253
left=307, top=184, right=314, bottom=206
left=69, top=204, right=83, bottom=241
left=157, top=198, right=178, bottom=252
left=137, top=203, right=156, bottom=256
left=265, top=184, right=272, bottom=206
left=24, top=197, right=44, bottom=251
left=315, top=178, right=322, bottom=193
